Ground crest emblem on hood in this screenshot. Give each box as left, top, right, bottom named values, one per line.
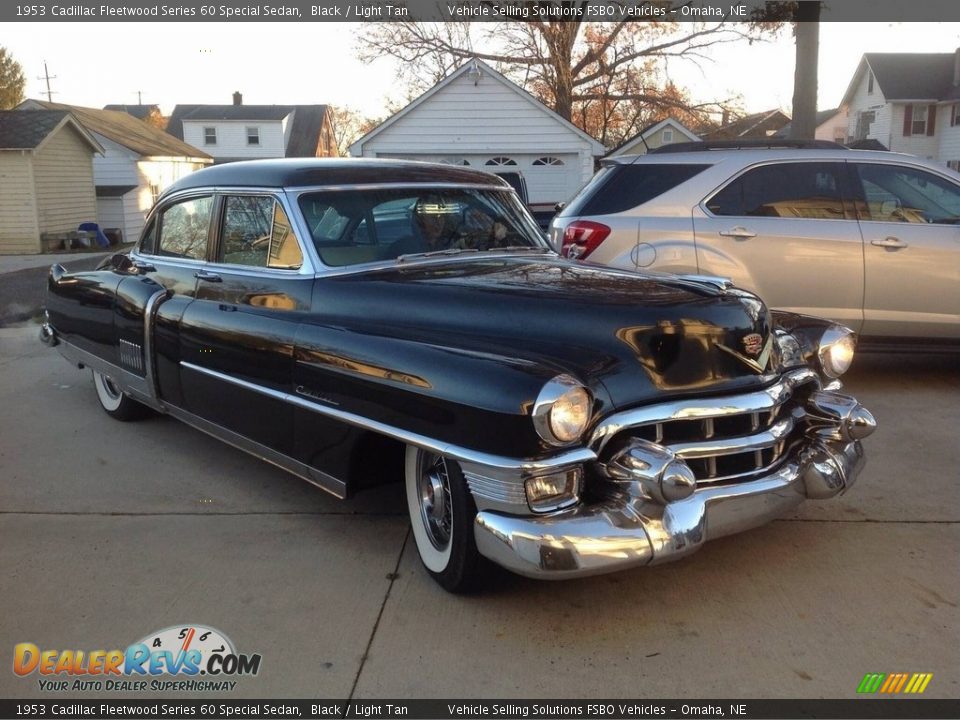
left=743, top=333, right=764, bottom=356
left=717, top=332, right=773, bottom=374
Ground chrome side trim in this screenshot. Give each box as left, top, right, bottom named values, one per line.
left=56, top=340, right=164, bottom=413
left=463, top=471, right=528, bottom=511
left=142, top=288, right=167, bottom=405
left=589, top=368, right=818, bottom=453
left=163, top=404, right=346, bottom=499
left=180, top=360, right=596, bottom=474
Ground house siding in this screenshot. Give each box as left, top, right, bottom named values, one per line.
left=889, top=103, right=940, bottom=159
left=846, top=69, right=891, bottom=144
left=182, top=119, right=288, bottom=159
left=92, top=134, right=140, bottom=186
left=361, top=73, right=590, bottom=155
left=937, top=103, right=960, bottom=166
left=32, top=124, right=97, bottom=237
left=0, top=152, right=40, bottom=254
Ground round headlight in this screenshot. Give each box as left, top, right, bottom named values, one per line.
left=818, top=325, right=856, bottom=378
left=533, top=375, right=592, bottom=446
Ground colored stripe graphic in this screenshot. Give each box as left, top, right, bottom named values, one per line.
left=857, top=673, right=885, bottom=693
left=857, top=672, right=932, bottom=694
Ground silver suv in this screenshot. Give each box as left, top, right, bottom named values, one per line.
left=551, top=141, right=960, bottom=346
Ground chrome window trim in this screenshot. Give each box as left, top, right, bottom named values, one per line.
left=180, top=360, right=596, bottom=474
left=141, top=187, right=317, bottom=275
left=697, top=158, right=857, bottom=223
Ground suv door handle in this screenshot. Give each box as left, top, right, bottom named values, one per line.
left=718, top=226, right=757, bottom=240
left=871, top=237, right=908, bottom=250
left=194, top=270, right=222, bottom=282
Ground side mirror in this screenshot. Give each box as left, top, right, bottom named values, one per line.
left=555, top=202, right=566, bottom=213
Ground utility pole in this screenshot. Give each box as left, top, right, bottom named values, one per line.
left=136, top=90, right=143, bottom=105
left=37, top=61, right=57, bottom=102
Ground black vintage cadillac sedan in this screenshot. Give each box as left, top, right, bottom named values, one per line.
left=42, top=159, right=876, bottom=592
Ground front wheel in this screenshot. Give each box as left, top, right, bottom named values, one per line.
left=405, top=446, right=481, bottom=593
left=92, top=370, right=152, bottom=421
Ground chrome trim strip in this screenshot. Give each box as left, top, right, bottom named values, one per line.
left=163, top=404, right=346, bottom=499
left=55, top=340, right=164, bottom=413
left=669, top=417, right=794, bottom=460
left=180, top=360, right=596, bottom=473
left=142, top=288, right=167, bottom=405
left=589, top=369, right=818, bottom=452
left=463, top=471, right=528, bottom=507
left=288, top=182, right=511, bottom=193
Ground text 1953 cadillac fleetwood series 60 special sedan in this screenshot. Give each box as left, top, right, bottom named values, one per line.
left=41, top=159, right=877, bottom=592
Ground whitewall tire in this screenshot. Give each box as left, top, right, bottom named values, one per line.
left=92, top=370, right=151, bottom=421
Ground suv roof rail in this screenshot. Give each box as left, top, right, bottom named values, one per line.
left=649, top=139, right=847, bottom=154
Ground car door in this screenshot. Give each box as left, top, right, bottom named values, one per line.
left=128, top=192, right=215, bottom=408
left=177, top=192, right=314, bottom=456
left=692, top=160, right=865, bottom=331
left=850, top=161, right=960, bottom=339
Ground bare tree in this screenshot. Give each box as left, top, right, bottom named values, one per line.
left=357, top=16, right=766, bottom=142
left=327, top=105, right=383, bottom=157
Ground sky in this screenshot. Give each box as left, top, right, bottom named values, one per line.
left=6, top=22, right=960, bottom=123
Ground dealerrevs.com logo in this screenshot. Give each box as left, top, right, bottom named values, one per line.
left=13, top=624, right=261, bottom=692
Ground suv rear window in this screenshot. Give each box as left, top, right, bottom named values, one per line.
left=563, top=163, right=710, bottom=216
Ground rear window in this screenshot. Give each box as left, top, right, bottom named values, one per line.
left=563, top=163, right=710, bottom=216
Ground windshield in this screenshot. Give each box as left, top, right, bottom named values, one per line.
left=297, top=187, right=548, bottom=267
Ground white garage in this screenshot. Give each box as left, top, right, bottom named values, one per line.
left=350, top=60, right=605, bottom=208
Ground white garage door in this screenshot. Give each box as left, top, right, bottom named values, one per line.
left=375, top=153, right=582, bottom=205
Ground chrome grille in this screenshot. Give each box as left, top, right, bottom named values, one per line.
left=591, top=370, right=818, bottom=486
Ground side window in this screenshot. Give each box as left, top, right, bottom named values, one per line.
left=220, top=196, right=303, bottom=269
left=707, top=162, right=845, bottom=219
left=580, top=164, right=711, bottom=216
left=158, top=196, right=213, bottom=260
left=855, top=164, right=960, bottom=224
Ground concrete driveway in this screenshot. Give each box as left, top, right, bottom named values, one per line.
left=0, top=323, right=956, bottom=700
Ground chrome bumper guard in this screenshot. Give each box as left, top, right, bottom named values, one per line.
left=474, top=387, right=876, bottom=579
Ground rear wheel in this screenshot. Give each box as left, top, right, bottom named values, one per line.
left=92, top=370, right=151, bottom=421
left=405, top=446, right=481, bottom=593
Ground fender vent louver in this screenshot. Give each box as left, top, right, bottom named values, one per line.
left=119, top=339, right=144, bottom=373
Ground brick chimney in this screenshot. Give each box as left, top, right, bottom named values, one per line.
left=233, top=91, right=243, bottom=106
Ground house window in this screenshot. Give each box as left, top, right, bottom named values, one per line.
left=203, top=127, right=217, bottom=145
left=439, top=157, right=470, bottom=166
left=855, top=110, right=875, bottom=141
left=911, top=105, right=928, bottom=136
left=947, top=160, right=960, bottom=172
left=246, top=127, right=260, bottom=146
left=951, top=104, right=960, bottom=127
left=662, top=129, right=674, bottom=143
left=867, top=71, right=874, bottom=94
left=532, top=157, right=564, bottom=166
left=485, top=157, right=517, bottom=166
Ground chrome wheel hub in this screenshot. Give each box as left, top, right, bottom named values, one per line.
left=418, top=453, right=452, bottom=551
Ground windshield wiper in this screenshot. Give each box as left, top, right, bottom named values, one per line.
left=396, top=247, right=480, bottom=263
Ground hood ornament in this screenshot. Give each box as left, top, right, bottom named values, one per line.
left=717, top=332, right=773, bottom=374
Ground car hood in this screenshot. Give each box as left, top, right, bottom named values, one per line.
left=322, top=256, right=779, bottom=410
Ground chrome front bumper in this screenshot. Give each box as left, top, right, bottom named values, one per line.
left=474, top=386, right=874, bottom=579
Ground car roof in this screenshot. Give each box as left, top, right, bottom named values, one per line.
left=161, top=158, right=512, bottom=197
left=607, top=148, right=947, bottom=169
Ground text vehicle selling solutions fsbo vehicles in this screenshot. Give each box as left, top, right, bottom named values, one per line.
left=41, top=159, right=877, bottom=592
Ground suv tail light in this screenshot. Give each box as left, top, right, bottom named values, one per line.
left=561, top=221, right=611, bottom=260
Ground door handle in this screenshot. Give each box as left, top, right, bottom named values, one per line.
left=132, top=260, right=156, bottom=273
left=871, top=237, right=908, bottom=250
left=719, top=226, right=757, bottom=240
left=194, top=270, right=222, bottom=282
